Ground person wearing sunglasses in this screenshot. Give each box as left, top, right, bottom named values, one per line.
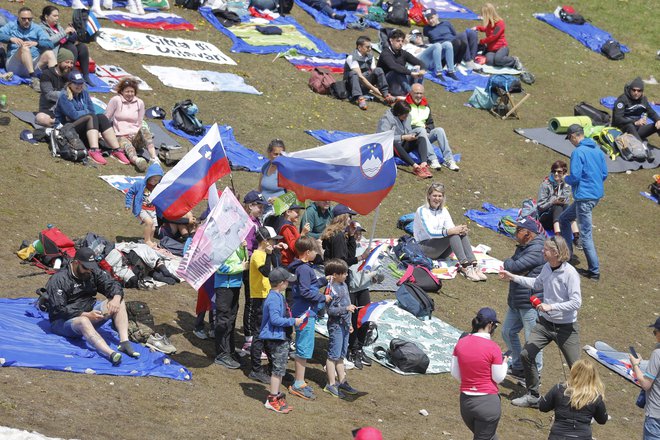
left=612, top=77, right=660, bottom=158
left=629, top=317, right=660, bottom=440
left=537, top=160, right=580, bottom=246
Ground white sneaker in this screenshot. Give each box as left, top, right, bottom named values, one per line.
left=429, top=159, right=442, bottom=170
left=465, top=60, right=480, bottom=71
left=344, top=358, right=355, bottom=370
left=193, top=329, right=208, bottom=340
left=511, top=393, right=539, bottom=408
left=445, top=160, right=460, bottom=171
left=146, top=333, right=177, bottom=354
left=513, top=56, right=524, bottom=71
left=462, top=266, right=481, bottom=282
left=475, top=266, right=487, bottom=281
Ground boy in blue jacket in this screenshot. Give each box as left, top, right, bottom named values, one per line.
left=287, top=236, right=329, bottom=400
left=124, top=163, right=164, bottom=248
left=260, top=267, right=304, bottom=413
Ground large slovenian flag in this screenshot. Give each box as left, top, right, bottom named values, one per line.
left=103, top=12, right=196, bottom=31
left=150, top=123, right=230, bottom=219
left=274, top=131, right=396, bottom=215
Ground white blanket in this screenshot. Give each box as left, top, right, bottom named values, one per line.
left=142, top=65, right=261, bottom=94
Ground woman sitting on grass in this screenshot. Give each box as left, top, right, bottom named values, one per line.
left=537, top=160, right=581, bottom=248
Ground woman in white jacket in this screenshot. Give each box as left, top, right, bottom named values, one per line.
left=413, top=182, right=486, bottom=282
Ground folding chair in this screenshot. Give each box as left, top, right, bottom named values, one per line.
left=490, top=86, right=531, bottom=120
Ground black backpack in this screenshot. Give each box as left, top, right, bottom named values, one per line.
left=374, top=338, right=429, bottom=373
left=393, top=235, right=433, bottom=270
left=558, top=6, right=586, bottom=25
left=172, top=100, right=205, bottom=136
left=574, top=101, right=611, bottom=126
left=330, top=81, right=348, bottom=100
left=50, top=123, right=88, bottom=162
left=601, top=40, right=624, bottom=60
left=385, top=0, right=409, bottom=26
left=72, top=9, right=98, bottom=43
left=397, top=265, right=441, bottom=292
left=278, top=0, right=294, bottom=14
left=395, top=282, right=435, bottom=319
left=176, top=0, right=202, bottom=10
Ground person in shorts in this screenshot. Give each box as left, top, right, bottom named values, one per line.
left=125, top=163, right=164, bottom=248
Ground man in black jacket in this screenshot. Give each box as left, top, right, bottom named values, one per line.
left=45, top=247, right=140, bottom=366
left=612, top=77, right=660, bottom=150
left=500, top=217, right=545, bottom=380
left=376, top=28, right=426, bottom=97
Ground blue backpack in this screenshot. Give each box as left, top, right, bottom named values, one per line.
left=395, top=282, right=434, bottom=319
left=393, top=235, right=433, bottom=270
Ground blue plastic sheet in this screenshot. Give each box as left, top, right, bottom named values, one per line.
left=198, top=7, right=344, bottom=58
left=464, top=202, right=518, bottom=236
left=293, top=0, right=380, bottom=31
left=600, top=96, right=660, bottom=116
left=420, top=0, right=479, bottom=20
left=0, top=297, right=191, bottom=381
left=425, top=70, right=489, bottom=93
left=534, top=13, right=629, bottom=55
left=162, top=120, right=268, bottom=172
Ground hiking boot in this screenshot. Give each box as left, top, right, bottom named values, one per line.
left=249, top=369, right=271, bottom=384
left=214, top=353, right=241, bottom=369
left=511, top=393, right=539, bottom=408
left=118, top=341, right=141, bottom=358
left=357, top=97, right=368, bottom=111
left=338, top=380, right=359, bottom=395
left=88, top=149, right=107, bottom=165
left=323, top=384, right=346, bottom=399
left=445, top=160, right=460, bottom=171
left=349, top=350, right=362, bottom=370
left=109, top=351, right=122, bottom=366
left=577, top=268, right=600, bottom=281
left=462, top=266, right=481, bottom=282
left=193, top=328, right=209, bottom=340
left=446, top=71, right=459, bottom=81
left=30, top=77, right=41, bottom=92
left=146, top=333, right=177, bottom=354
left=429, top=159, right=442, bottom=170
left=513, top=56, right=523, bottom=71
left=573, top=236, right=583, bottom=251
left=112, top=150, right=131, bottom=165
left=134, top=157, right=148, bottom=172
left=359, top=350, right=372, bottom=367
left=265, top=393, right=291, bottom=413
left=289, top=383, right=316, bottom=400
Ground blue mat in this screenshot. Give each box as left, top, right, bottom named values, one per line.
left=47, top=0, right=159, bottom=11
left=293, top=0, right=380, bottom=30
left=163, top=120, right=267, bottom=172
left=1, top=7, right=15, bottom=21
left=198, top=7, right=343, bottom=58
left=0, top=69, right=31, bottom=86
left=420, top=0, right=479, bottom=20
left=534, top=13, right=629, bottom=55
left=464, top=202, right=518, bottom=236
left=600, top=96, right=660, bottom=117
left=306, top=129, right=461, bottom=166
left=0, top=297, right=191, bottom=381
left=641, top=191, right=658, bottom=204
left=426, top=69, right=489, bottom=93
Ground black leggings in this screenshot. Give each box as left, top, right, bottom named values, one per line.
left=618, top=121, right=660, bottom=142
left=539, top=204, right=567, bottom=231
left=61, top=42, right=90, bottom=77
left=348, top=288, right=371, bottom=351
left=69, top=114, right=112, bottom=149
left=394, top=141, right=418, bottom=166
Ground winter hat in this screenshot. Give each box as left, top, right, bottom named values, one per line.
left=57, top=48, right=74, bottom=63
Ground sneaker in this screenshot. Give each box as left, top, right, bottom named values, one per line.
left=30, top=77, right=41, bottom=92
left=349, top=350, right=362, bottom=370
left=338, top=381, right=359, bottom=395
left=146, top=333, right=177, bottom=354
left=413, top=165, right=432, bottom=179
left=511, top=393, right=540, bottom=408
left=446, top=71, right=459, bottom=81
left=118, top=341, right=141, bottom=358
left=360, top=350, right=372, bottom=367
left=193, top=328, right=208, bottom=340
left=344, top=357, right=356, bottom=370
left=429, top=159, right=442, bottom=170
left=576, top=268, right=600, bottom=281
left=357, top=97, right=368, bottom=111
left=465, top=60, right=481, bottom=71
left=289, top=383, right=316, bottom=400
left=214, top=353, right=241, bottom=369
left=513, top=56, right=523, bottom=71
left=323, top=384, right=346, bottom=399
left=462, top=266, right=481, bottom=282
left=112, top=150, right=131, bottom=165
left=88, top=149, right=107, bottom=165
left=445, top=160, right=460, bottom=171
left=248, top=369, right=271, bottom=384
left=474, top=266, right=488, bottom=281
left=265, top=393, right=291, bottom=413
left=109, top=351, right=122, bottom=366
left=134, top=157, right=148, bottom=172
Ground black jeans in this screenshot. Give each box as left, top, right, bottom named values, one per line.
left=214, top=286, right=241, bottom=357
left=345, top=68, right=389, bottom=101
left=618, top=121, right=660, bottom=142
left=249, top=298, right=271, bottom=372
left=242, top=270, right=252, bottom=337
left=485, top=46, right=516, bottom=68
left=348, top=288, right=371, bottom=351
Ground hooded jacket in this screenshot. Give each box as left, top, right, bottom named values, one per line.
left=214, top=246, right=248, bottom=288
left=288, top=258, right=327, bottom=318
left=125, top=163, right=164, bottom=217
left=503, top=234, right=545, bottom=309
left=612, top=77, right=659, bottom=127
left=0, top=19, right=53, bottom=58
left=54, top=87, right=95, bottom=124
left=565, top=137, right=608, bottom=201
left=105, top=94, right=146, bottom=137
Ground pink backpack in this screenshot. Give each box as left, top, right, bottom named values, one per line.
left=397, top=265, right=442, bottom=292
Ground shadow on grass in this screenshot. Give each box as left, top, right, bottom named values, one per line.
left=239, top=381, right=267, bottom=403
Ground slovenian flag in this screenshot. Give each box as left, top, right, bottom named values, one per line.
left=274, top=131, right=395, bottom=215
left=357, top=301, right=390, bottom=328
left=298, top=309, right=311, bottom=330
left=103, top=12, right=196, bottom=31
left=358, top=243, right=388, bottom=272
left=151, top=123, right=230, bottom=219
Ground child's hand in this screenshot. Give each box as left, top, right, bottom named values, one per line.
left=276, top=242, right=288, bottom=250
left=325, top=294, right=332, bottom=303
left=349, top=326, right=354, bottom=334
left=302, top=223, right=311, bottom=235
left=265, top=244, right=274, bottom=254
left=347, top=304, right=357, bottom=313
left=241, top=240, right=248, bottom=248
left=294, top=317, right=304, bottom=326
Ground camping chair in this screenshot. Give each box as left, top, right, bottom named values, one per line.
left=488, top=75, right=531, bottom=120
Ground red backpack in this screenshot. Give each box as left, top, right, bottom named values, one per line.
left=308, top=67, right=336, bottom=95
left=36, top=227, right=76, bottom=270
left=397, top=265, right=442, bottom=292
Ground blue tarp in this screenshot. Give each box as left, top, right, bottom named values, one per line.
left=426, top=70, right=489, bottom=93
left=600, top=96, right=660, bottom=116
left=198, top=7, right=343, bottom=58
left=162, top=121, right=267, bottom=172
left=534, top=13, right=629, bottom=55
left=47, top=0, right=158, bottom=11
left=420, top=0, right=479, bottom=20
left=306, top=129, right=461, bottom=166
left=464, top=202, right=518, bottom=236
left=293, top=0, right=380, bottom=31
left=0, top=297, right=191, bottom=381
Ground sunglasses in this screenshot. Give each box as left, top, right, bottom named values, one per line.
left=631, top=88, right=643, bottom=92
left=19, top=16, right=33, bottom=21
left=552, top=169, right=565, bottom=174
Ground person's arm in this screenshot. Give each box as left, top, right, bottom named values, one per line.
left=94, top=269, right=124, bottom=301
left=36, top=26, right=54, bottom=50
left=536, top=181, right=554, bottom=211
left=345, top=234, right=358, bottom=266
left=450, top=355, right=461, bottom=381
left=564, top=151, right=583, bottom=187
left=57, top=93, right=91, bottom=121
left=491, top=361, right=507, bottom=383
left=592, top=398, right=608, bottom=425
left=424, top=108, right=435, bottom=131
left=137, top=98, right=146, bottom=122
left=630, top=350, right=658, bottom=391
left=538, top=385, right=559, bottom=412
left=257, top=253, right=274, bottom=277
left=0, top=23, right=12, bottom=44
left=378, top=47, right=411, bottom=75
left=40, top=23, right=66, bottom=45
left=479, top=21, right=504, bottom=46
left=281, top=225, right=299, bottom=258
left=377, top=114, right=403, bottom=144
left=124, top=183, right=138, bottom=211
left=44, top=274, right=77, bottom=321
left=415, top=206, right=449, bottom=238
left=510, top=271, right=542, bottom=290
left=503, top=246, right=545, bottom=274
left=83, top=91, right=95, bottom=115
left=448, top=22, right=457, bottom=37
left=105, top=96, right=118, bottom=121
left=265, top=297, right=296, bottom=328
left=612, top=97, right=637, bottom=126
left=40, top=73, right=61, bottom=104
left=297, top=269, right=326, bottom=303
left=547, top=270, right=581, bottom=312
left=326, top=291, right=344, bottom=317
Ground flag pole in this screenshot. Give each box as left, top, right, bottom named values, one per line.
left=216, top=125, right=237, bottom=198
left=358, top=204, right=380, bottom=286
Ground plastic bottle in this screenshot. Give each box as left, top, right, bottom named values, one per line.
left=53, top=258, right=62, bottom=270
left=0, top=95, right=7, bottom=113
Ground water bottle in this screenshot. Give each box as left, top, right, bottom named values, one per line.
left=53, top=258, right=62, bottom=270
left=47, top=224, right=54, bottom=229
left=0, top=94, right=7, bottom=113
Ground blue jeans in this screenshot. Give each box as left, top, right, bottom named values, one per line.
left=559, top=199, right=600, bottom=274
left=644, top=416, right=660, bottom=440
left=327, top=321, right=350, bottom=360
left=385, top=71, right=423, bottom=97
left=428, top=127, right=454, bottom=163
left=417, top=42, right=454, bottom=74
left=501, top=307, right=543, bottom=371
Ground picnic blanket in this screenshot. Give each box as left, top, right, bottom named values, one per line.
left=48, top=0, right=162, bottom=11
left=142, top=65, right=261, bottom=94
left=426, top=69, right=489, bottom=93
left=100, top=175, right=144, bottom=193
left=199, top=7, right=343, bottom=58
left=316, top=299, right=463, bottom=374
left=162, top=121, right=267, bottom=172
left=514, top=127, right=660, bottom=173
left=284, top=54, right=345, bottom=73
left=94, top=64, right=152, bottom=91
left=101, top=11, right=195, bottom=30
left=293, top=0, right=380, bottom=31
left=465, top=202, right=518, bottom=236
left=534, top=13, right=629, bottom=55
left=306, top=129, right=461, bottom=166
left=0, top=297, right=191, bottom=381
left=584, top=341, right=647, bottom=387
left=0, top=69, right=31, bottom=86
left=419, top=0, right=478, bottom=20
left=600, top=96, right=660, bottom=118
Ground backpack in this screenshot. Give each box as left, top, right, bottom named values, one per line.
left=488, top=74, right=522, bottom=94
left=397, top=265, right=441, bottom=292
left=518, top=198, right=538, bottom=220
left=497, top=215, right=517, bottom=237
left=592, top=127, right=622, bottom=160
left=158, top=144, right=190, bottom=166
left=615, top=133, right=648, bottom=162
left=125, top=300, right=155, bottom=343
left=366, top=6, right=387, bottom=22
left=601, top=40, right=624, bottom=60
left=649, top=177, right=660, bottom=203
left=308, top=67, right=335, bottom=95
left=80, top=232, right=114, bottom=260
left=385, top=0, right=409, bottom=26
left=72, top=9, right=100, bottom=43
left=395, top=282, right=434, bottom=319
left=172, top=100, right=205, bottom=136
left=396, top=212, right=415, bottom=235
left=387, top=338, right=429, bottom=373
left=558, top=6, right=586, bottom=25
left=407, top=0, right=426, bottom=25
left=175, top=0, right=202, bottom=10
left=329, top=80, right=348, bottom=100
left=50, top=123, right=88, bottom=162
left=34, top=227, right=77, bottom=269
left=574, top=101, right=611, bottom=126
left=393, top=235, right=433, bottom=270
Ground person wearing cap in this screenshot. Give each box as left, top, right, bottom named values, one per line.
left=343, top=35, right=395, bottom=111
left=376, top=28, right=426, bottom=97
left=39, top=6, right=92, bottom=86
left=404, top=28, right=455, bottom=80
left=0, top=7, right=56, bottom=92
left=301, top=201, right=333, bottom=239
left=612, top=77, right=660, bottom=152
left=558, top=124, right=608, bottom=281
left=422, top=9, right=480, bottom=71
left=279, top=203, right=311, bottom=267
left=451, top=307, right=509, bottom=440
left=501, top=216, right=545, bottom=380
left=35, top=47, right=74, bottom=127
left=258, top=139, right=287, bottom=202
left=105, top=76, right=159, bottom=172
left=44, top=247, right=140, bottom=366
left=55, top=71, right=130, bottom=166
left=629, top=317, right=660, bottom=439
left=500, top=235, right=582, bottom=408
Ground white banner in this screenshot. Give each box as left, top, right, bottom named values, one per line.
left=97, top=28, right=236, bottom=65
left=143, top=65, right=261, bottom=94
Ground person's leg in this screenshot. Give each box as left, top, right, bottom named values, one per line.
left=492, top=46, right=516, bottom=68
left=37, top=50, right=57, bottom=70
left=249, top=298, right=266, bottom=373
left=139, top=211, right=155, bottom=245
left=618, top=122, right=643, bottom=141
left=458, top=234, right=476, bottom=263
left=292, top=317, right=315, bottom=396
left=5, top=48, right=31, bottom=77
left=371, top=67, right=389, bottom=96
left=643, top=416, right=660, bottom=440
left=418, top=44, right=444, bottom=75
left=427, top=127, right=454, bottom=162
left=450, top=38, right=466, bottom=67
left=35, top=112, right=55, bottom=127
left=242, top=269, right=252, bottom=341
left=411, top=127, right=436, bottom=163
left=520, top=321, right=554, bottom=396
left=214, top=287, right=234, bottom=357
left=470, top=394, right=502, bottom=440
left=75, top=43, right=90, bottom=79
left=440, top=41, right=455, bottom=72
left=393, top=142, right=417, bottom=167
left=576, top=199, right=599, bottom=274
left=550, top=204, right=565, bottom=234
left=18, top=47, right=36, bottom=74
left=461, top=29, right=478, bottom=61
left=556, top=321, right=581, bottom=369
left=69, top=317, right=115, bottom=357
left=501, top=308, right=524, bottom=370
left=346, top=70, right=363, bottom=101
left=484, top=51, right=496, bottom=66
left=98, top=115, right=121, bottom=150
left=459, top=394, right=476, bottom=435
left=385, top=71, right=408, bottom=97
left=419, top=236, right=452, bottom=260
left=558, top=202, right=577, bottom=256
left=520, top=308, right=542, bottom=372
left=637, top=123, right=660, bottom=142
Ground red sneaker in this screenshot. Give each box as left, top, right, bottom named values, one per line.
left=112, top=150, right=131, bottom=165
left=265, top=393, right=291, bottom=413
left=88, top=149, right=107, bottom=165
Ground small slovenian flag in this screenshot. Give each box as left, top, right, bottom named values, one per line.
left=298, top=309, right=311, bottom=330
left=358, top=243, right=387, bottom=272
left=357, top=301, right=390, bottom=328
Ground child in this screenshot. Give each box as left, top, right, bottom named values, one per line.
left=125, top=163, right=164, bottom=249
left=279, top=204, right=311, bottom=267
left=287, top=236, right=329, bottom=400
left=261, top=267, right=304, bottom=413
left=323, top=259, right=359, bottom=398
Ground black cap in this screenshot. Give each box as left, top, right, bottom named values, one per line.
left=74, top=247, right=99, bottom=270
left=145, top=106, right=166, bottom=119
left=243, top=190, right=267, bottom=205
left=565, top=124, right=584, bottom=140
left=268, top=267, right=296, bottom=284
left=332, top=204, right=357, bottom=216
left=514, top=216, right=539, bottom=234
left=477, top=307, right=500, bottom=324
left=649, top=317, right=660, bottom=330
left=424, top=8, right=436, bottom=19
left=288, top=203, right=304, bottom=210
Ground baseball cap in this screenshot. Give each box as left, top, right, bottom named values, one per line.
left=74, top=247, right=99, bottom=270
left=514, top=216, right=539, bottom=234
left=145, top=106, right=166, bottom=119
left=332, top=204, right=357, bottom=216
left=68, top=71, right=85, bottom=85
left=649, top=317, right=660, bottom=330
left=268, top=267, right=296, bottom=284
left=565, top=124, right=584, bottom=139
left=477, top=307, right=500, bottom=324
left=243, top=190, right=267, bottom=205
left=424, top=8, right=436, bottom=19
left=288, top=203, right=304, bottom=210
left=353, top=427, right=383, bottom=440
left=258, top=226, right=282, bottom=241
left=352, top=221, right=366, bottom=232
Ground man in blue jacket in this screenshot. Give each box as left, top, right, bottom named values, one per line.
left=559, top=124, right=608, bottom=281
left=0, top=7, right=55, bottom=91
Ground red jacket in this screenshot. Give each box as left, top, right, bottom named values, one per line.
left=476, top=19, right=508, bottom=52
left=279, top=223, right=300, bottom=267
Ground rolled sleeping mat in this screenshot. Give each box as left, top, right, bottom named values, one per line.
left=548, top=116, right=592, bottom=133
